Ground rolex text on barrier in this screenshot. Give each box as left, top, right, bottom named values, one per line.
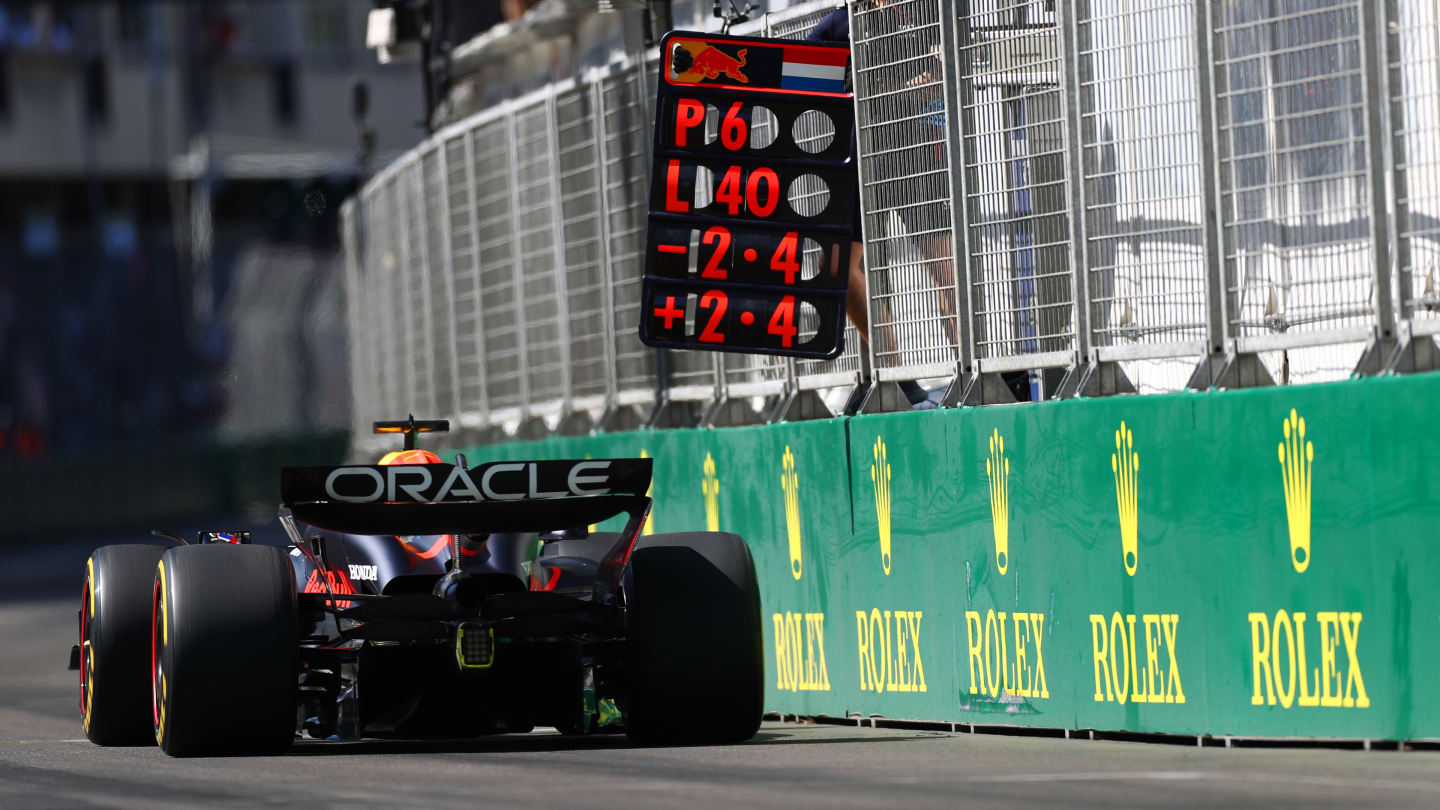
left=639, top=32, right=856, bottom=360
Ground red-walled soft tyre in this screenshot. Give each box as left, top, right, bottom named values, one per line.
left=80, top=544, right=167, bottom=745
left=153, top=544, right=297, bottom=756
left=622, top=532, right=763, bottom=744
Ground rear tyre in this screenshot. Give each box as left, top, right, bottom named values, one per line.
left=623, top=532, right=763, bottom=744
left=153, top=544, right=296, bottom=756
left=81, top=544, right=167, bottom=745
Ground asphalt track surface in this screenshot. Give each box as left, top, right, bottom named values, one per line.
left=5, top=534, right=1440, bottom=809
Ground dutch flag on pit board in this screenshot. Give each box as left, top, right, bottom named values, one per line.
left=780, top=46, right=847, bottom=93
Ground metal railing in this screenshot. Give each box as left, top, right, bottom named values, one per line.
left=342, top=0, right=1440, bottom=442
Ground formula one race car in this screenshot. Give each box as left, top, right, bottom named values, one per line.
left=74, top=418, right=763, bottom=756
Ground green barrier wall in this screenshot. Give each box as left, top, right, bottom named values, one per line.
left=457, top=374, right=1440, bottom=741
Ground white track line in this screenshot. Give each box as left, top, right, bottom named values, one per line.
left=0, top=739, right=89, bottom=744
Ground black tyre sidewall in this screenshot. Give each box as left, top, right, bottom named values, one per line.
left=83, top=544, right=167, bottom=745
left=155, top=544, right=297, bottom=756
left=623, top=532, right=763, bottom=744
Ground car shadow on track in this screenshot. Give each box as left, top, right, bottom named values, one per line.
left=283, top=729, right=927, bottom=757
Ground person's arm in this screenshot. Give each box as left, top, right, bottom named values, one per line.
left=806, top=7, right=849, bottom=44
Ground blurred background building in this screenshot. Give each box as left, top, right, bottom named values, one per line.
left=0, top=0, right=801, bottom=460
left=0, top=0, right=777, bottom=534
left=0, top=1, right=423, bottom=457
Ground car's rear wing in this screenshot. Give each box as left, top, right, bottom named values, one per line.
left=280, top=458, right=651, bottom=535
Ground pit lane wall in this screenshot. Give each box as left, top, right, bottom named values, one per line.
left=457, top=373, right=1440, bottom=741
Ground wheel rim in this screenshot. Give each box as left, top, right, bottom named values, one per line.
left=79, top=578, right=91, bottom=722
left=151, top=574, right=164, bottom=742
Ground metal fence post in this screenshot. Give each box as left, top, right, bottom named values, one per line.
left=1053, top=0, right=1133, bottom=398
left=935, top=0, right=980, bottom=406
left=1186, top=0, right=1233, bottom=389
left=1355, top=0, right=1402, bottom=374
left=389, top=174, right=409, bottom=418
left=355, top=190, right=381, bottom=439
left=938, top=0, right=1015, bottom=406
left=435, top=141, right=463, bottom=421
left=339, top=201, right=367, bottom=447
left=1192, top=0, right=1276, bottom=388
left=1381, top=0, right=1440, bottom=372
left=461, top=128, right=494, bottom=433
left=1057, top=0, right=1092, bottom=387
left=392, top=165, right=420, bottom=413
left=410, top=159, right=439, bottom=417
left=1385, top=0, right=1413, bottom=326
left=417, top=155, right=435, bottom=419
left=503, top=108, right=534, bottom=428
left=590, top=77, right=621, bottom=424
left=385, top=172, right=405, bottom=415
left=418, top=146, right=453, bottom=422
left=381, top=173, right=405, bottom=420
left=544, top=88, right=586, bottom=434
left=846, top=0, right=878, bottom=408
left=370, top=182, right=393, bottom=420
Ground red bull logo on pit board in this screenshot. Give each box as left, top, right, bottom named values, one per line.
left=671, top=40, right=749, bottom=85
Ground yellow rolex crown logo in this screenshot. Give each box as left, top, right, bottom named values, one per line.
left=871, top=436, right=892, bottom=575
left=1278, top=409, right=1313, bottom=573
left=702, top=452, right=720, bottom=532
left=985, top=428, right=1009, bottom=575
left=1111, top=422, right=1139, bottom=576
left=781, top=445, right=802, bottom=580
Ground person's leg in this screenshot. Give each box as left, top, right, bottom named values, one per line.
left=920, top=232, right=962, bottom=350
left=842, top=191, right=930, bottom=408
left=844, top=240, right=868, bottom=343
left=850, top=239, right=928, bottom=406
